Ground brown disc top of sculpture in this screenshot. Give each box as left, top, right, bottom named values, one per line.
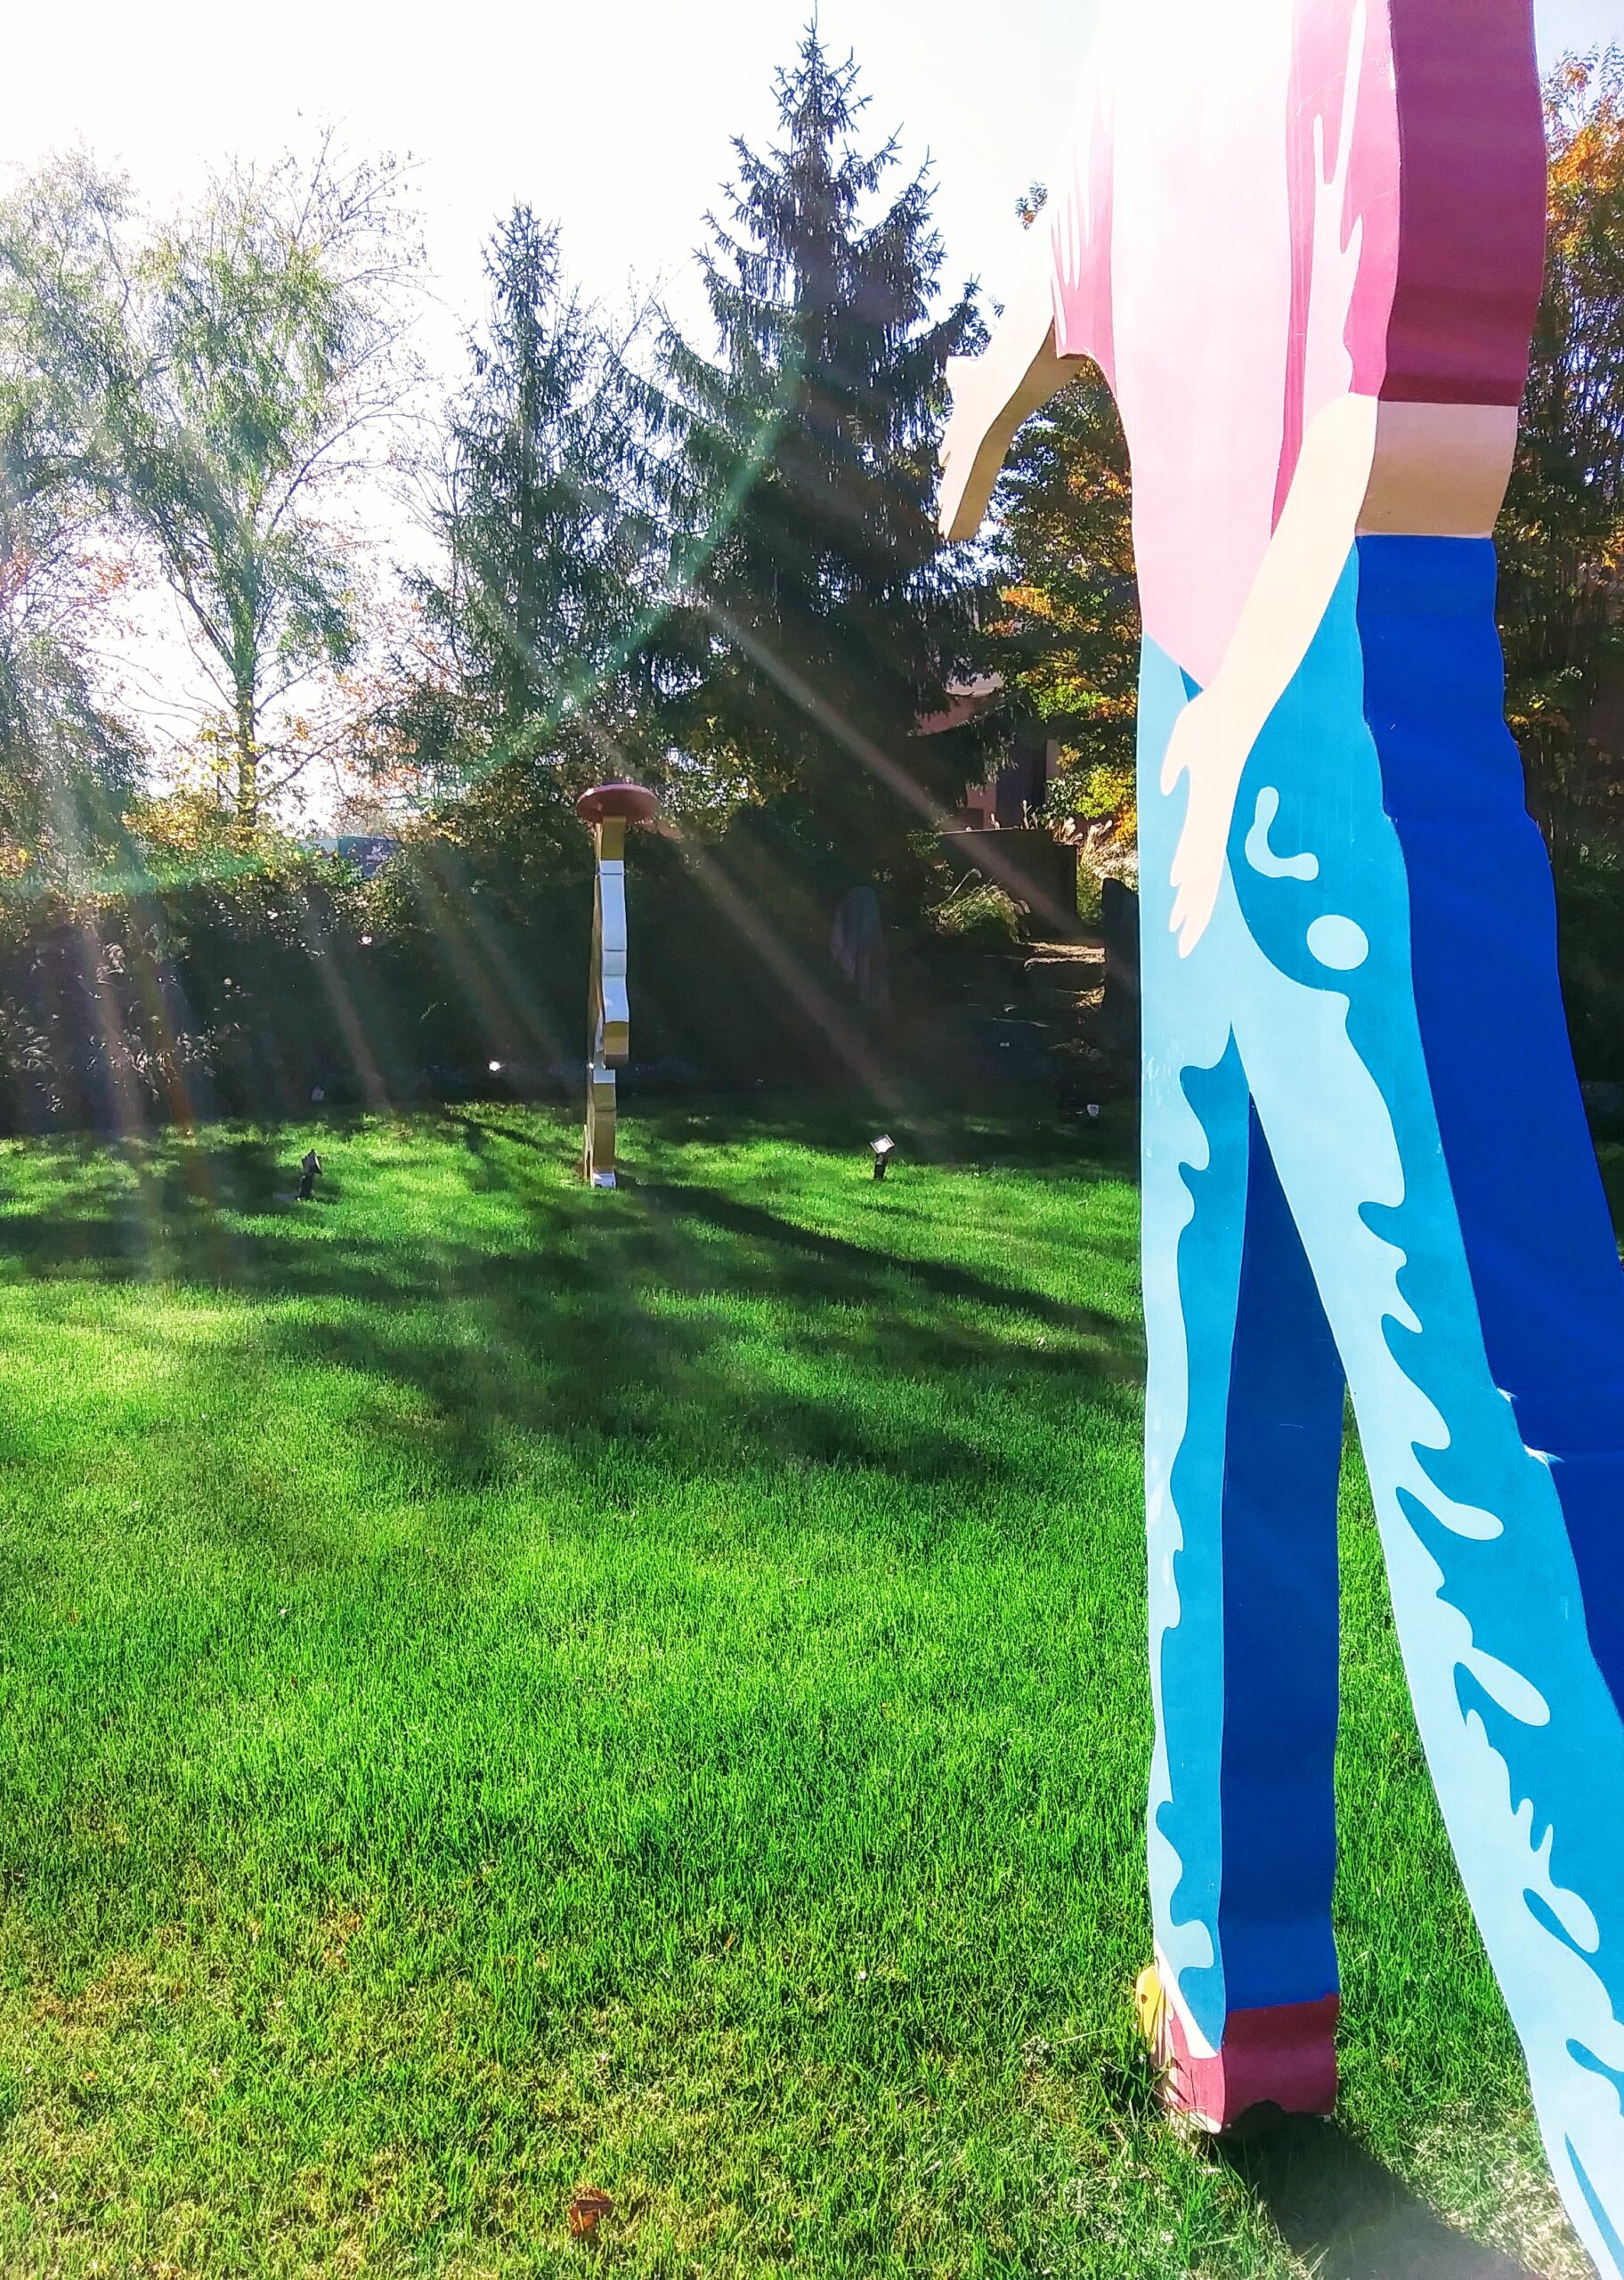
left=577, top=782, right=659, bottom=828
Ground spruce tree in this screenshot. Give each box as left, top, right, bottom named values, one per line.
left=664, top=28, right=984, bottom=885
left=411, top=206, right=662, bottom=801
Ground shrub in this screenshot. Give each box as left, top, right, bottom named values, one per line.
left=930, top=877, right=1025, bottom=949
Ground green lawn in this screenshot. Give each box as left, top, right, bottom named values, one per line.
left=0, top=1102, right=1589, bottom=2277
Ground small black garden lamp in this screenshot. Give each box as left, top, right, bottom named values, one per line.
left=871, top=1136, right=897, bottom=1183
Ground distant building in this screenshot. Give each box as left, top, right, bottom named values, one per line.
left=921, top=680, right=1078, bottom=933
left=919, top=678, right=1063, bottom=831
left=338, top=835, right=401, bottom=880
left=307, top=835, right=402, bottom=880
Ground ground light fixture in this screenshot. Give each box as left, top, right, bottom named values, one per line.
left=871, top=1136, right=897, bottom=1182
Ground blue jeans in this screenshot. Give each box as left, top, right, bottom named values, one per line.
left=1139, top=536, right=1624, bottom=2276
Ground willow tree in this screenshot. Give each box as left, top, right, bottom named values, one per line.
left=0, top=140, right=418, bottom=831
left=0, top=400, right=142, bottom=875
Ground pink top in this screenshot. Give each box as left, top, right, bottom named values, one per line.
left=1046, top=0, right=1545, bottom=688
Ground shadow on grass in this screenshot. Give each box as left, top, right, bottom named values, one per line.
left=1225, top=2119, right=1541, bottom=2279
left=637, top=1180, right=1123, bottom=1343
left=645, top=1094, right=1138, bottom=1176
left=0, top=1109, right=1141, bottom=1504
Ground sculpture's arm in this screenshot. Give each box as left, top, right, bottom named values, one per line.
left=1162, top=396, right=1520, bottom=955
left=938, top=248, right=1075, bottom=542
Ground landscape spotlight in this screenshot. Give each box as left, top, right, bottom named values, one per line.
left=871, top=1136, right=897, bottom=1182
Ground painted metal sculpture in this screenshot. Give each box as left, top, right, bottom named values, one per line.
left=938, top=3, right=1624, bottom=2268
left=578, top=782, right=658, bottom=1188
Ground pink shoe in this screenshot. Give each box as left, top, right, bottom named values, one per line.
left=1136, top=1966, right=1338, bottom=2131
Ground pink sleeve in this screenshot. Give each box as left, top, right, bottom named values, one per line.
left=1275, top=0, right=1543, bottom=519
left=1382, top=0, right=1546, bottom=407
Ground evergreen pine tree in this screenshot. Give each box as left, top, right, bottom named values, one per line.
left=410, top=206, right=662, bottom=802
left=663, top=28, right=984, bottom=884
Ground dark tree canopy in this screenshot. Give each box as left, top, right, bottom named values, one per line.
left=409, top=205, right=665, bottom=812
left=1498, top=50, right=1624, bottom=856
left=986, top=362, right=1139, bottom=850
left=662, top=27, right=985, bottom=884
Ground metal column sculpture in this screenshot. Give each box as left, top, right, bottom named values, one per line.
left=577, top=782, right=658, bottom=1189
left=938, top=4, right=1624, bottom=2270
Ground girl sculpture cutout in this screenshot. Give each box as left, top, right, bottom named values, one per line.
left=938, top=3, right=1624, bottom=2268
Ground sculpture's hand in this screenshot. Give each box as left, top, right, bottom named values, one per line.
left=1160, top=686, right=1253, bottom=958
left=937, top=254, right=1072, bottom=543
left=938, top=352, right=1006, bottom=542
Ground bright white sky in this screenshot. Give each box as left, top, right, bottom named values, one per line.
left=4, top=0, right=1618, bottom=364
left=0, top=0, right=1617, bottom=810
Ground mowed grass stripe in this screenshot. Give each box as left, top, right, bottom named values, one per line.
left=0, top=1104, right=1584, bottom=2276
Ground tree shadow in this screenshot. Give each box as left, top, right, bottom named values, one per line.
left=1223, top=2118, right=1544, bottom=2279
left=0, top=1112, right=1141, bottom=1525
left=0, top=1131, right=400, bottom=1292
left=625, top=1083, right=1136, bottom=1175
left=445, top=1112, right=542, bottom=1155
left=637, top=1180, right=1129, bottom=1346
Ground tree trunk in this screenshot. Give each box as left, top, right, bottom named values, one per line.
left=234, top=680, right=258, bottom=835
